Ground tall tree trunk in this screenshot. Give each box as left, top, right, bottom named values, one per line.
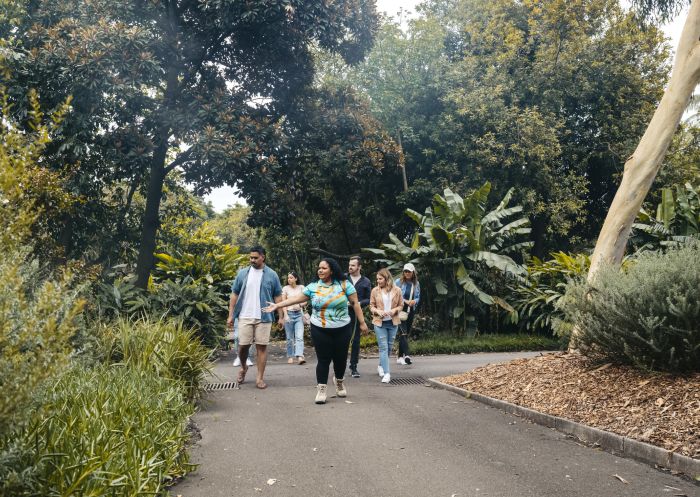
left=134, top=66, right=179, bottom=288
left=587, top=1, right=700, bottom=278
left=570, top=2, right=700, bottom=349
left=134, top=148, right=167, bottom=288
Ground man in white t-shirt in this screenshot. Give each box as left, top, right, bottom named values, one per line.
left=227, top=246, right=283, bottom=389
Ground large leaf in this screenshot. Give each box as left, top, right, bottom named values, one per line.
left=405, top=208, right=424, bottom=227
left=466, top=251, right=526, bottom=277
left=443, top=187, right=464, bottom=219
left=429, top=225, right=453, bottom=252
left=456, top=262, right=493, bottom=305
left=388, top=233, right=414, bottom=258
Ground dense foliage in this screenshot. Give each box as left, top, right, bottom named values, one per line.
left=562, top=244, right=700, bottom=373
left=368, top=182, right=530, bottom=331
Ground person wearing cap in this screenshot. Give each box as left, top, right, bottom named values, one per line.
left=394, top=263, right=420, bottom=365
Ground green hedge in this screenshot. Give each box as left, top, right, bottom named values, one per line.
left=360, top=332, right=558, bottom=354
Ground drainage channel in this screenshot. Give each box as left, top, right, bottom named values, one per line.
left=204, top=376, right=428, bottom=391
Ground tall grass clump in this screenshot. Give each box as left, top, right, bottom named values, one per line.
left=1, top=366, right=194, bottom=496
left=102, top=317, right=213, bottom=402
left=563, top=244, right=700, bottom=373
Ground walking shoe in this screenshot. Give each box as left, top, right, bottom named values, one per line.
left=287, top=357, right=294, bottom=364
left=404, top=356, right=412, bottom=365
left=298, top=356, right=306, bottom=365
left=381, top=373, right=391, bottom=383
left=333, top=377, right=347, bottom=398
left=351, top=368, right=360, bottom=378
left=396, top=357, right=405, bottom=365
left=233, top=357, right=241, bottom=367
left=377, top=365, right=385, bottom=377
left=315, top=384, right=327, bottom=404
left=246, top=358, right=254, bottom=366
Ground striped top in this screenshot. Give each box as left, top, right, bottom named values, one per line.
left=303, top=279, right=356, bottom=328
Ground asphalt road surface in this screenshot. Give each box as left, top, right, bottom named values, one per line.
left=173, top=347, right=698, bottom=497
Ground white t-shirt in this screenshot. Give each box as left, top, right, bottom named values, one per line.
left=239, top=267, right=264, bottom=319
left=382, top=290, right=392, bottom=314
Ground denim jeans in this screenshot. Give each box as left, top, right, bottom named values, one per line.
left=284, top=310, right=305, bottom=357
left=375, top=322, right=398, bottom=375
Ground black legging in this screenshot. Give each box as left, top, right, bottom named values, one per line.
left=310, top=322, right=353, bottom=384
left=398, top=308, right=415, bottom=357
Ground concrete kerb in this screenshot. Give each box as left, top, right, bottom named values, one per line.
left=426, top=378, right=700, bottom=479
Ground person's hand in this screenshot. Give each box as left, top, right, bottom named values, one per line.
left=408, top=299, right=416, bottom=307
left=390, top=309, right=398, bottom=316
left=226, top=316, right=234, bottom=329
left=262, top=301, right=278, bottom=313
left=278, top=317, right=285, bottom=327
left=284, top=314, right=290, bottom=323
left=359, top=321, right=369, bottom=335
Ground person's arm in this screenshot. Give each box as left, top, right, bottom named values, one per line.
left=369, top=289, right=380, bottom=317
left=411, top=283, right=420, bottom=308
left=348, top=293, right=369, bottom=335
left=227, top=293, right=238, bottom=328
left=390, top=289, right=403, bottom=316
left=282, top=289, right=289, bottom=321
left=263, top=293, right=310, bottom=313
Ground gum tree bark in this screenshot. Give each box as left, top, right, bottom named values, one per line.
left=569, top=1, right=700, bottom=349
left=587, top=0, right=700, bottom=279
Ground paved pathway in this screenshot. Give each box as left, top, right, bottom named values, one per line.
left=173, top=347, right=698, bottom=497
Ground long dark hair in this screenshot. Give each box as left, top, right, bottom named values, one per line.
left=287, top=271, right=302, bottom=285
left=321, top=257, right=347, bottom=282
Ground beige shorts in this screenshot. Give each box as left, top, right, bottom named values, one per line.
left=238, top=318, right=272, bottom=346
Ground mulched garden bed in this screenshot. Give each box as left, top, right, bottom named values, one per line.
left=438, top=352, right=699, bottom=459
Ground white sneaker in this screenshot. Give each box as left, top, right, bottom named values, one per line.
left=315, top=384, right=327, bottom=404
left=381, top=373, right=391, bottom=383
left=397, top=357, right=405, bottom=365
left=246, top=358, right=254, bottom=366
left=333, top=377, right=347, bottom=398
left=233, top=357, right=241, bottom=367
left=377, top=365, right=385, bottom=377
left=404, top=356, right=412, bottom=365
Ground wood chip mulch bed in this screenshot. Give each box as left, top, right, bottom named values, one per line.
left=438, top=353, right=700, bottom=459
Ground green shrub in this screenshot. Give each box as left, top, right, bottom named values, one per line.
left=563, top=244, right=700, bottom=373
left=509, top=252, right=589, bottom=335
left=101, top=317, right=213, bottom=403
left=0, top=365, right=194, bottom=496
left=409, top=334, right=560, bottom=355
left=0, top=247, right=84, bottom=436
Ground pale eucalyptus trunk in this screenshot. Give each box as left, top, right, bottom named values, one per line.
left=570, top=1, right=700, bottom=348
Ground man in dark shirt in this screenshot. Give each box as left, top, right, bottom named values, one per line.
left=347, top=256, right=371, bottom=378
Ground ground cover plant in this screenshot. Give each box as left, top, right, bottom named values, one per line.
left=1, top=365, right=194, bottom=496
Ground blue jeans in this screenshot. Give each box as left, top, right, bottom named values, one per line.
left=375, top=322, right=398, bottom=375
left=284, top=310, right=305, bottom=357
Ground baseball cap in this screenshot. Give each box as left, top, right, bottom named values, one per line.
left=403, top=263, right=415, bottom=272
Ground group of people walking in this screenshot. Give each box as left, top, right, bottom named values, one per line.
left=226, top=246, right=420, bottom=404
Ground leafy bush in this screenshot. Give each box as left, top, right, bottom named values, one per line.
left=101, top=317, right=213, bottom=402
left=509, top=252, right=590, bottom=335
left=367, top=182, right=531, bottom=332
left=0, top=247, right=84, bottom=436
left=0, top=366, right=194, bottom=496
left=94, top=229, right=247, bottom=347
left=631, top=182, right=700, bottom=252
left=563, top=244, right=700, bottom=373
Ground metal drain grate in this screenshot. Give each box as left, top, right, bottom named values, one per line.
left=389, top=376, right=426, bottom=386
left=204, top=381, right=239, bottom=391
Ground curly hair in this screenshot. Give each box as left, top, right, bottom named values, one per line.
left=287, top=271, right=302, bottom=285
left=321, top=257, right=347, bottom=282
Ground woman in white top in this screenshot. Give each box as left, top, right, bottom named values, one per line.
left=369, top=268, right=404, bottom=383
left=282, top=271, right=306, bottom=364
